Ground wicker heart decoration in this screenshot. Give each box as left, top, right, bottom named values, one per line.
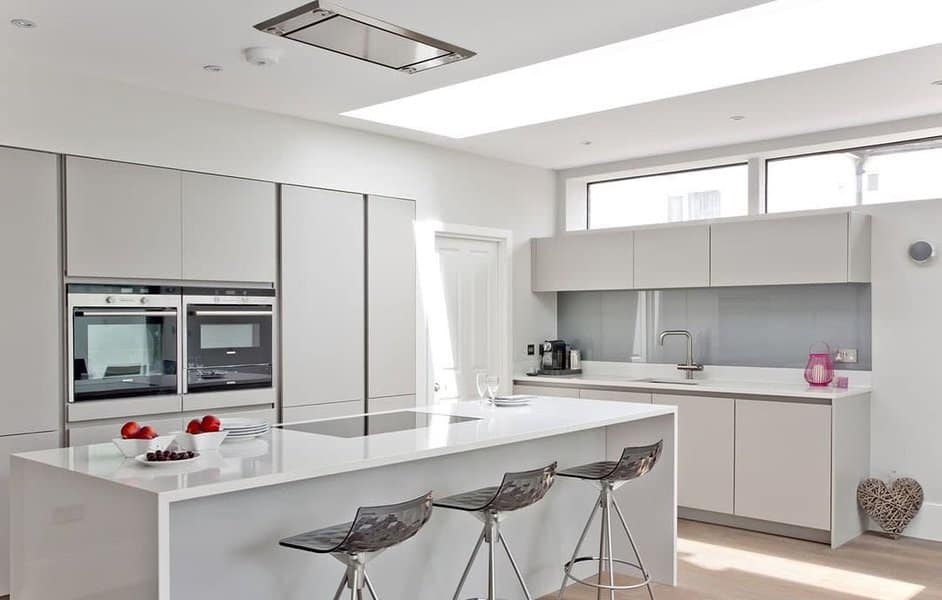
left=857, top=477, right=924, bottom=537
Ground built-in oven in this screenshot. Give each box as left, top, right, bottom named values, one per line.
left=183, top=288, right=275, bottom=394
left=68, top=284, right=182, bottom=403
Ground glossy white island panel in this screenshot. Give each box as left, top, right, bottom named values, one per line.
left=12, top=397, right=676, bottom=600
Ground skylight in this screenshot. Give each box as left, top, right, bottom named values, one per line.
left=342, top=0, right=942, bottom=138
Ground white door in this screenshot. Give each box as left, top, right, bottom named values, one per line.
left=432, top=236, right=501, bottom=401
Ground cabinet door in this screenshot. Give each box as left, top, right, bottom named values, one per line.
left=531, top=230, right=633, bottom=291
left=367, top=195, right=416, bottom=399
left=369, top=394, right=416, bottom=413
left=735, top=399, right=831, bottom=530
left=66, top=156, right=182, bottom=279
left=579, top=389, right=651, bottom=403
left=182, top=172, right=276, bottom=282
left=634, top=225, right=710, bottom=289
left=655, top=394, right=734, bottom=513
left=0, top=431, right=60, bottom=595
left=0, top=148, right=60, bottom=435
left=282, top=186, right=365, bottom=408
left=512, top=384, right=578, bottom=398
left=711, top=213, right=850, bottom=286
left=283, top=400, right=363, bottom=423
left=67, top=415, right=184, bottom=446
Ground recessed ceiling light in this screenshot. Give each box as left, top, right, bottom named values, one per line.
left=730, top=115, right=746, bottom=121
left=932, top=80, right=942, bottom=86
left=581, top=141, right=593, bottom=146
left=344, top=0, right=942, bottom=138
left=10, top=18, right=36, bottom=29
left=203, top=64, right=224, bottom=73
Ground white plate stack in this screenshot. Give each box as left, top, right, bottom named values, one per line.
left=220, top=418, right=270, bottom=442
left=492, top=395, right=535, bottom=407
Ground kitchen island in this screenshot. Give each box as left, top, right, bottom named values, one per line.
left=11, top=397, right=676, bottom=600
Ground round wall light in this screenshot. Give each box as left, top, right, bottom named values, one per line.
left=908, top=240, right=935, bottom=264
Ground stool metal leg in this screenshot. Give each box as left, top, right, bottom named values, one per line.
left=612, top=496, right=655, bottom=600
left=486, top=517, right=497, bottom=600
left=498, top=531, right=533, bottom=600
left=597, top=487, right=609, bottom=600
left=363, top=571, right=379, bottom=600
left=557, top=496, right=601, bottom=599
left=333, top=574, right=348, bottom=600
left=604, top=486, right=616, bottom=600
left=452, top=528, right=485, bottom=600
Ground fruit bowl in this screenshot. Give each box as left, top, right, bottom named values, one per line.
left=176, top=430, right=228, bottom=452
left=112, top=435, right=176, bottom=458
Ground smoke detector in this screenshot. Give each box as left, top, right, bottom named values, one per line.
left=243, top=47, right=282, bottom=67
left=255, top=0, right=475, bottom=74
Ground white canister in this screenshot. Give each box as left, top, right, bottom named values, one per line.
left=569, top=349, right=582, bottom=370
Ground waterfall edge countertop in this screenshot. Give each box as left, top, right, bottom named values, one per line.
left=13, top=397, right=675, bottom=503
left=515, top=374, right=871, bottom=400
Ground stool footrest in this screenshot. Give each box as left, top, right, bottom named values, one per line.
left=562, top=555, right=651, bottom=591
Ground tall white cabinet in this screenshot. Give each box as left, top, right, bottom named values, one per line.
left=281, top=186, right=365, bottom=415
left=0, top=148, right=62, bottom=595
left=367, top=195, right=416, bottom=410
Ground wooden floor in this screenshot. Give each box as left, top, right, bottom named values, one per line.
left=546, top=519, right=942, bottom=600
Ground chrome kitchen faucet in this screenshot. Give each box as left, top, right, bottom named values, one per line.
left=658, top=329, right=704, bottom=380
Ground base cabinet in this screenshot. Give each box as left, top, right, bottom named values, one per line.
left=0, top=431, right=60, bottom=595
left=512, top=384, right=578, bottom=398
left=655, top=394, right=734, bottom=513
left=579, top=389, right=651, bottom=402
left=368, top=395, right=416, bottom=413
left=734, top=399, right=832, bottom=530
left=283, top=401, right=363, bottom=423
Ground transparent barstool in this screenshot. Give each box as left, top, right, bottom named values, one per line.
left=434, top=463, right=557, bottom=600
left=556, top=441, right=663, bottom=600
left=279, top=492, right=434, bottom=599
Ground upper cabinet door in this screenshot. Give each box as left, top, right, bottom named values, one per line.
left=711, top=212, right=870, bottom=286
left=66, top=157, right=182, bottom=279
left=634, top=225, right=710, bottom=289
left=282, top=186, right=365, bottom=408
left=367, top=195, right=416, bottom=400
left=0, top=149, right=60, bottom=435
left=182, top=173, right=276, bottom=283
left=531, top=230, right=634, bottom=291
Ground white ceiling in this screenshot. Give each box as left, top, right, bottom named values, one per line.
left=4, top=0, right=942, bottom=169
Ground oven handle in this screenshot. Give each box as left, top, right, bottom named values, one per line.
left=191, top=310, right=273, bottom=316
left=75, top=310, right=178, bottom=317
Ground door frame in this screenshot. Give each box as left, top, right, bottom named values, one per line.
left=415, top=221, right=513, bottom=404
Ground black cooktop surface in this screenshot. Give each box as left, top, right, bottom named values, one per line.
left=276, top=410, right=481, bottom=438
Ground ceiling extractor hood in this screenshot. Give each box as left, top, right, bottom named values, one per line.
left=255, top=1, right=475, bottom=74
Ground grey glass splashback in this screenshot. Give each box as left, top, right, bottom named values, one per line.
left=557, top=284, right=871, bottom=370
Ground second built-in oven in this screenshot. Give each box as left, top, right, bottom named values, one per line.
left=183, top=288, right=275, bottom=393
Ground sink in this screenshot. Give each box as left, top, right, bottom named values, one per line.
left=632, top=378, right=699, bottom=386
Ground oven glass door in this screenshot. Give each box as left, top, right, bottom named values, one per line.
left=186, top=305, right=273, bottom=392
left=72, top=309, right=179, bottom=401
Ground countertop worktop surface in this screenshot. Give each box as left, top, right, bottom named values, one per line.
left=515, top=373, right=871, bottom=400
left=14, top=397, right=674, bottom=502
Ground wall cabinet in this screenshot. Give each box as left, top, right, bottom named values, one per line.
left=282, top=186, right=365, bottom=409
left=734, top=399, right=832, bottom=530
left=531, top=230, right=634, bottom=292
left=0, top=431, right=60, bottom=595
left=0, top=148, right=61, bottom=435
left=367, top=195, right=416, bottom=401
left=182, top=173, right=276, bottom=282
left=654, top=394, right=734, bottom=513
left=711, top=212, right=871, bottom=286
left=634, top=225, right=710, bottom=289
left=66, top=156, right=183, bottom=279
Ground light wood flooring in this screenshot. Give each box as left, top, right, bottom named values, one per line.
left=546, top=519, right=942, bottom=600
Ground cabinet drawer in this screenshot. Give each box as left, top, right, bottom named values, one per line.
left=513, top=384, right=578, bottom=398
left=579, top=389, right=651, bottom=403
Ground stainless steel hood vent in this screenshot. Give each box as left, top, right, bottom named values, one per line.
left=255, top=1, right=475, bottom=74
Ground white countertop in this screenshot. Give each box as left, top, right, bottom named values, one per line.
left=515, top=374, right=871, bottom=400
left=14, top=397, right=674, bottom=503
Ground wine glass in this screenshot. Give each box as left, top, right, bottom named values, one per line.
left=485, top=375, right=501, bottom=403
left=475, top=372, right=488, bottom=406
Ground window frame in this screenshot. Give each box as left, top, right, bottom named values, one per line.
left=586, top=161, right=750, bottom=230
left=763, top=134, right=942, bottom=214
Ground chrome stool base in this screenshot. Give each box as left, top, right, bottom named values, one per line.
left=557, top=482, right=655, bottom=600
left=329, top=552, right=381, bottom=600
left=451, top=511, right=533, bottom=600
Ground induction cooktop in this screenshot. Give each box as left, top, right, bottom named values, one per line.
left=276, top=410, right=481, bottom=438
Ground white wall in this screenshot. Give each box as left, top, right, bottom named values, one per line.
left=0, top=63, right=557, bottom=405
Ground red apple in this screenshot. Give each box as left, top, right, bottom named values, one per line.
left=200, top=415, right=221, bottom=433
left=186, top=419, right=203, bottom=434
left=136, top=426, right=157, bottom=440
left=120, top=421, right=140, bottom=440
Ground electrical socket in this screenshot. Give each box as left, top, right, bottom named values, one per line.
left=834, top=348, right=858, bottom=364
left=527, top=344, right=535, bottom=356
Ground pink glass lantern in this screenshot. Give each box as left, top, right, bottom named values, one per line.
left=804, top=342, right=834, bottom=387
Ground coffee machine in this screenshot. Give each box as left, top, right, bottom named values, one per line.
left=537, top=340, right=582, bottom=376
